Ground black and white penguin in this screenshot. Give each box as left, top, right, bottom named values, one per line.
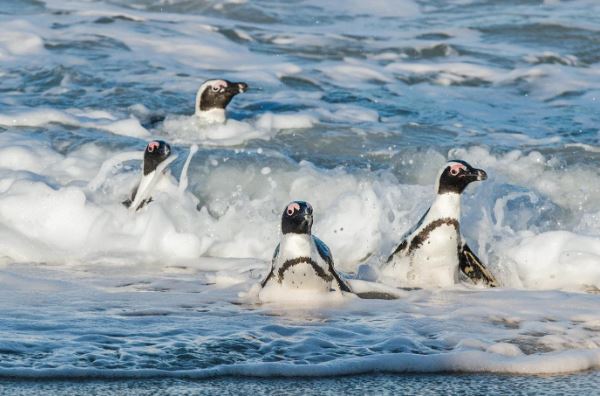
left=383, top=160, right=498, bottom=288
left=195, top=79, right=248, bottom=123
left=260, top=201, right=352, bottom=294
left=123, top=140, right=173, bottom=211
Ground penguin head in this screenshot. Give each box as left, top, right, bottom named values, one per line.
left=195, top=79, right=248, bottom=114
left=436, top=160, right=487, bottom=194
left=281, top=201, right=313, bottom=235
left=143, top=140, right=171, bottom=175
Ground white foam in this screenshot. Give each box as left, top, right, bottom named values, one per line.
left=320, top=61, right=392, bottom=85
left=0, top=132, right=598, bottom=294
left=385, top=61, right=501, bottom=86
left=160, top=113, right=315, bottom=146
left=0, top=108, right=150, bottom=138
left=0, top=20, right=45, bottom=61
left=505, top=231, right=600, bottom=290
left=255, top=112, right=316, bottom=131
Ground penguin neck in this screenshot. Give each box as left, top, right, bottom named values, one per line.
left=427, top=192, right=461, bottom=221
left=280, top=233, right=313, bottom=258
left=195, top=108, right=226, bottom=124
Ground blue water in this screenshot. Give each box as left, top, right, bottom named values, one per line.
left=0, top=0, right=599, bottom=392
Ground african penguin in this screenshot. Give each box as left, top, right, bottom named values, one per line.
left=123, top=140, right=172, bottom=211
left=195, top=79, right=248, bottom=123
left=383, top=160, right=498, bottom=288
left=260, top=201, right=352, bottom=294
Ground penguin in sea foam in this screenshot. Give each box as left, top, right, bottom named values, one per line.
left=122, top=140, right=176, bottom=211
left=195, top=79, right=248, bottom=124
left=382, top=160, right=498, bottom=288
left=259, top=201, right=352, bottom=300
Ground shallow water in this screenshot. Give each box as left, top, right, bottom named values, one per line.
left=3, top=372, right=600, bottom=396
left=0, top=0, right=599, bottom=386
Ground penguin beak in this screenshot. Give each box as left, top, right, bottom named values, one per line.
left=468, top=168, right=487, bottom=181
left=302, top=207, right=313, bottom=226
left=159, top=145, right=170, bottom=157
left=228, top=82, right=248, bottom=94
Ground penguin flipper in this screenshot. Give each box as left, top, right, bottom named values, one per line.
left=260, top=243, right=279, bottom=288
left=459, top=243, right=498, bottom=287
left=314, top=236, right=352, bottom=293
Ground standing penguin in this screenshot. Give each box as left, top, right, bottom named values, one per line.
left=383, top=160, right=498, bottom=288
left=123, top=140, right=174, bottom=211
left=195, top=79, right=248, bottom=123
left=260, top=201, right=352, bottom=294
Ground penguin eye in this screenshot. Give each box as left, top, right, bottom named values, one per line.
left=147, top=141, right=160, bottom=152
left=211, top=85, right=220, bottom=92
left=449, top=164, right=465, bottom=176
left=286, top=202, right=301, bottom=216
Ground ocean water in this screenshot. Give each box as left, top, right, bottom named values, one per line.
left=0, top=0, right=599, bottom=393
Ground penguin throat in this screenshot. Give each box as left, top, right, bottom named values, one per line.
left=279, top=233, right=313, bottom=258
left=428, top=192, right=462, bottom=220
left=144, top=156, right=165, bottom=175
left=195, top=108, right=226, bottom=123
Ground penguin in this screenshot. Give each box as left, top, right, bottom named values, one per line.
left=122, top=140, right=174, bottom=211
left=260, top=201, right=352, bottom=294
left=383, top=160, right=498, bottom=288
left=195, top=79, right=248, bottom=123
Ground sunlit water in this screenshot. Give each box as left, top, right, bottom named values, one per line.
left=0, top=0, right=599, bottom=392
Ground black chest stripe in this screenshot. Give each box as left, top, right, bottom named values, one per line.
left=277, top=257, right=334, bottom=283
left=408, top=218, right=460, bottom=254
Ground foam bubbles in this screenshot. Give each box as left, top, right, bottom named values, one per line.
left=0, top=108, right=149, bottom=138
left=160, top=112, right=315, bottom=146
left=0, top=20, right=45, bottom=60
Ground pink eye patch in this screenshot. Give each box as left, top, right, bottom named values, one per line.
left=449, top=163, right=466, bottom=176
left=213, top=80, right=227, bottom=90
left=286, top=202, right=300, bottom=216
left=147, top=141, right=160, bottom=152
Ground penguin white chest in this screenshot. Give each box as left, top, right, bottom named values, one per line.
left=276, top=234, right=332, bottom=291
left=408, top=223, right=460, bottom=287
left=279, top=260, right=331, bottom=291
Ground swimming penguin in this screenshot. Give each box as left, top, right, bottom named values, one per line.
left=383, top=160, right=498, bottom=288
left=260, top=201, right=352, bottom=294
left=123, top=140, right=174, bottom=211
left=195, top=79, right=248, bottom=123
